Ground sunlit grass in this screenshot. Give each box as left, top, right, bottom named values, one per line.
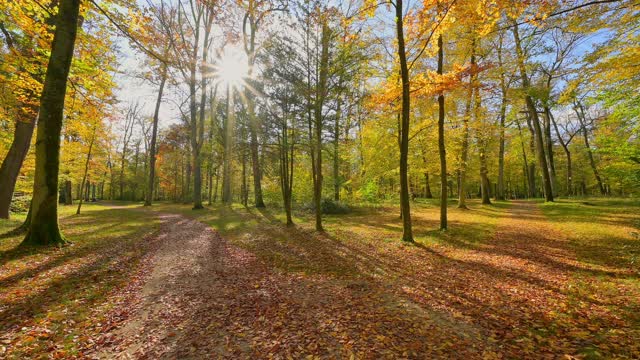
left=539, top=198, right=640, bottom=358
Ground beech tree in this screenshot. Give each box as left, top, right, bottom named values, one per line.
left=22, top=0, right=81, bottom=245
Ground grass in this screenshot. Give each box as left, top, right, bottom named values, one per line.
left=539, top=198, right=640, bottom=358
left=0, top=202, right=161, bottom=359
left=150, top=199, right=511, bottom=278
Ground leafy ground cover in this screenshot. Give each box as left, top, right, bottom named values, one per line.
left=0, top=203, right=162, bottom=358
left=1, top=198, right=639, bottom=359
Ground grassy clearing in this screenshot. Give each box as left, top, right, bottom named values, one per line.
left=0, top=202, right=161, bottom=359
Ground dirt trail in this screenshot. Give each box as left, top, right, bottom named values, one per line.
left=94, top=212, right=489, bottom=359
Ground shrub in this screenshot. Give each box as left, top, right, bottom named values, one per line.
left=10, top=194, right=31, bottom=213
left=321, top=198, right=350, bottom=214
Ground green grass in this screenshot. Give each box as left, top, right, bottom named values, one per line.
left=539, top=198, right=640, bottom=358
left=149, top=199, right=511, bottom=278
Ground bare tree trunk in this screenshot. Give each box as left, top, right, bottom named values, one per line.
left=421, top=148, right=433, bottom=199
left=243, top=7, right=265, bottom=208
left=543, top=107, right=558, bottom=196
left=65, top=180, right=72, bottom=204
left=474, top=77, right=491, bottom=205
left=496, top=36, right=507, bottom=201
left=188, top=11, right=203, bottom=210
left=241, top=148, right=248, bottom=207
left=213, top=166, right=220, bottom=203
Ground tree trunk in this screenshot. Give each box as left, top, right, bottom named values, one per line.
left=145, top=67, right=166, bottom=206
left=0, top=118, right=36, bottom=219
left=496, top=37, right=507, bottom=201
left=23, top=0, right=80, bottom=246
left=333, top=100, right=342, bottom=201
left=189, top=15, right=203, bottom=210
left=244, top=10, right=265, bottom=208
left=213, top=166, right=220, bottom=203
left=312, top=21, right=330, bottom=232
left=421, top=146, right=433, bottom=199
left=222, top=84, right=233, bottom=204
left=550, top=112, right=573, bottom=196
left=543, top=107, right=557, bottom=196
left=437, top=34, right=447, bottom=230
left=241, top=148, right=248, bottom=207
left=513, top=22, right=553, bottom=202
left=575, top=102, right=605, bottom=195
left=395, top=0, right=414, bottom=240
left=76, top=129, right=96, bottom=214
left=473, top=70, right=491, bottom=205
left=65, top=180, right=72, bottom=204
left=279, top=102, right=295, bottom=226
left=458, top=39, right=475, bottom=209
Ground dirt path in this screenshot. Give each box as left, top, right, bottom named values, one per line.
left=94, top=212, right=491, bottom=359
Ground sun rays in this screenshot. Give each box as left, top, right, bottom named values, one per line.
left=206, top=46, right=249, bottom=90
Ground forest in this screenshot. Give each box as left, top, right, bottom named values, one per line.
left=0, top=0, right=639, bottom=358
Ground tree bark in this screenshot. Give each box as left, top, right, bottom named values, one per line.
left=0, top=117, right=36, bottom=219
left=145, top=66, right=167, bottom=206
left=243, top=6, right=265, bottom=208
left=512, top=22, right=553, bottom=202
left=395, top=0, right=414, bottom=240
left=222, top=84, right=233, bottom=204
left=496, top=36, right=507, bottom=201
left=575, top=102, right=605, bottom=195
left=437, top=34, right=447, bottom=230
left=22, top=0, right=81, bottom=246
left=458, top=39, right=475, bottom=209
left=333, top=99, right=342, bottom=201
left=550, top=112, right=573, bottom=195
left=543, top=106, right=558, bottom=196
left=189, top=10, right=204, bottom=210
left=76, top=127, right=96, bottom=214
left=312, top=21, right=330, bottom=232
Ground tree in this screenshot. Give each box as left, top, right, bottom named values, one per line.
left=512, top=21, right=554, bottom=202
left=22, top=0, right=81, bottom=246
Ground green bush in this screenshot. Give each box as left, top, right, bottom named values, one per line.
left=321, top=198, right=350, bottom=214
left=358, top=180, right=379, bottom=203
left=10, top=195, right=31, bottom=213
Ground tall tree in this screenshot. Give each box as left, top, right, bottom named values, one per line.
left=512, top=21, right=554, bottom=202
left=394, top=0, right=413, bottom=241
left=22, top=0, right=81, bottom=245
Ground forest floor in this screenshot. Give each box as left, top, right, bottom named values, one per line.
left=1, top=198, right=639, bottom=359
